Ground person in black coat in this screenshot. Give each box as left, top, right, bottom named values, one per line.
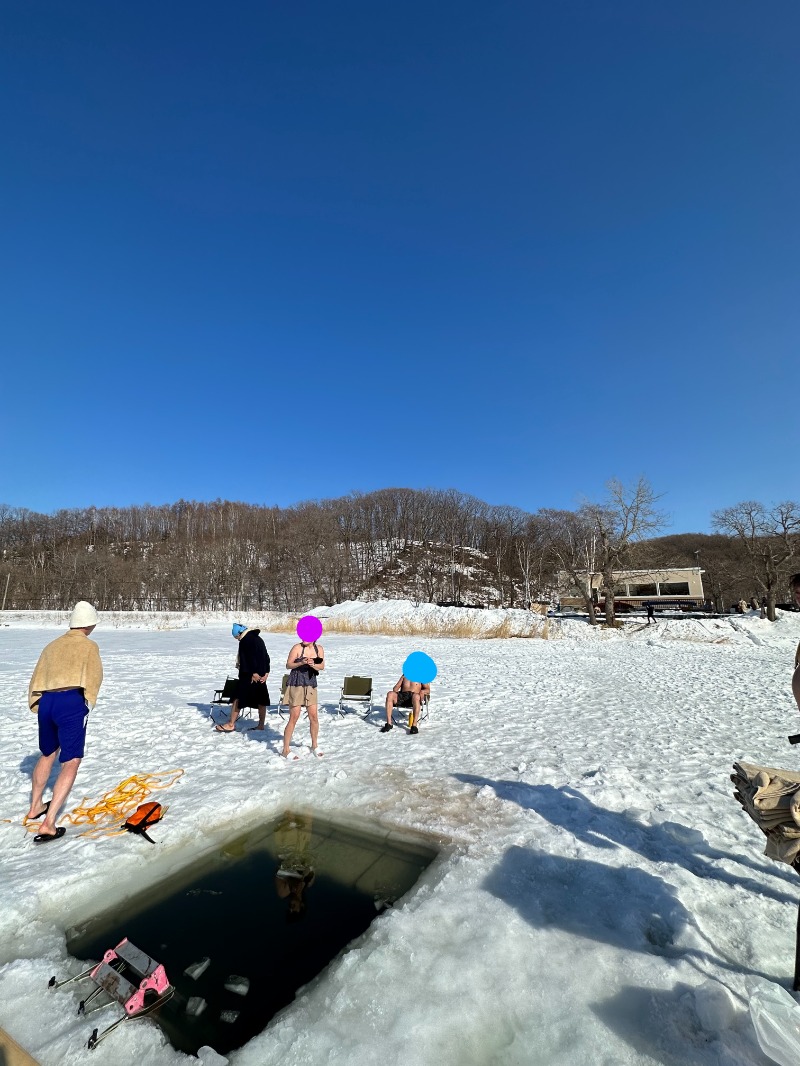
left=216, top=623, right=271, bottom=732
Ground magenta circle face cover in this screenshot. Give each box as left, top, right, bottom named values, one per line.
left=296, top=615, right=323, bottom=642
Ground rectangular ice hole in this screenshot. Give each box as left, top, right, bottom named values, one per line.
left=66, top=810, right=439, bottom=1057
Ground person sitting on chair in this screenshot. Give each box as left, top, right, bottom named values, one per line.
left=381, top=675, right=431, bottom=735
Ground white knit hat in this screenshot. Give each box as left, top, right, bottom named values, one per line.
left=70, top=601, right=98, bottom=628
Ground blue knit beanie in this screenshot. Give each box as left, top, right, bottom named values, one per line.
left=232, top=623, right=247, bottom=638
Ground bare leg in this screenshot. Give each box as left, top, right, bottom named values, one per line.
left=384, top=692, right=397, bottom=727
left=37, top=757, right=81, bottom=837
left=409, top=693, right=421, bottom=732
left=283, top=707, right=302, bottom=756
left=228, top=699, right=240, bottom=729
left=27, top=750, right=57, bottom=819
left=217, top=699, right=240, bottom=731
left=308, top=705, right=320, bottom=752
left=793, top=667, right=800, bottom=714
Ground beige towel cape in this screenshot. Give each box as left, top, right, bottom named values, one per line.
left=732, top=760, right=800, bottom=866
left=28, top=629, right=103, bottom=712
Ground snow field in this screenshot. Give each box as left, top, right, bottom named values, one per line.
left=1, top=606, right=800, bottom=1065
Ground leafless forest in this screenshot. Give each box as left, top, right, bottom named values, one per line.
left=1, top=488, right=797, bottom=617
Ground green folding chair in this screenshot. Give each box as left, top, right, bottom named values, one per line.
left=338, top=675, right=373, bottom=718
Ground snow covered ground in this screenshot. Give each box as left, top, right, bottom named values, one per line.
left=2, top=603, right=800, bottom=1065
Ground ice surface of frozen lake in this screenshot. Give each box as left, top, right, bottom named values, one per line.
left=2, top=605, right=800, bottom=1065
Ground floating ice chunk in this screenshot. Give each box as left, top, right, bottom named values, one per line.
left=197, top=1048, right=229, bottom=1066
left=224, top=976, right=249, bottom=996
left=749, top=978, right=800, bottom=1066
left=184, top=957, right=211, bottom=980
left=185, top=996, right=207, bottom=1017
left=220, top=1010, right=240, bottom=1024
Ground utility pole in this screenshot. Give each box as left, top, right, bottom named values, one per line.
left=1, top=573, right=9, bottom=612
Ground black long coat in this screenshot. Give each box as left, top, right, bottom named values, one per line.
left=237, top=629, right=271, bottom=708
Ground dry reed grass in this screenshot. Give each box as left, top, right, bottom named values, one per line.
left=0, top=608, right=548, bottom=640
left=256, top=613, right=548, bottom=640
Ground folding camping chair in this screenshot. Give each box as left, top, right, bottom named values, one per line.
left=212, top=678, right=238, bottom=706
left=417, top=691, right=431, bottom=725
left=338, top=675, right=373, bottom=718
left=211, top=677, right=261, bottom=725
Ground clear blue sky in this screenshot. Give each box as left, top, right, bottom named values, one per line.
left=1, top=1, right=797, bottom=532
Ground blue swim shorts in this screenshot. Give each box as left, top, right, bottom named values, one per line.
left=38, top=689, right=89, bottom=762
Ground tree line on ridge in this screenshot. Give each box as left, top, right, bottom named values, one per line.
left=1, top=483, right=798, bottom=623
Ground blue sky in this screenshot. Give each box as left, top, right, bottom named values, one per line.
left=1, top=1, right=797, bottom=533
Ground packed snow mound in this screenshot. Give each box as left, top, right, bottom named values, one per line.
left=313, top=599, right=547, bottom=637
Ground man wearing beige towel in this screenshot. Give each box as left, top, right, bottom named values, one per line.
left=25, top=601, right=103, bottom=844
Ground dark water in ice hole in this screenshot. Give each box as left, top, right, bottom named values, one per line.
left=67, top=811, right=437, bottom=1056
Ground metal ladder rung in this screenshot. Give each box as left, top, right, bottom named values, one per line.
left=93, top=963, right=137, bottom=1005
left=113, top=940, right=159, bottom=977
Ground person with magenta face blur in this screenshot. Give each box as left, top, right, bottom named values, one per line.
left=282, top=615, right=325, bottom=759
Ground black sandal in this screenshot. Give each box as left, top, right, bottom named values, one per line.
left=33, top=827, right=66, bottom=844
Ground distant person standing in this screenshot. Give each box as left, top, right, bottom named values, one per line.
left=216, top=623, right=270, bottom=732
left=646, top=602, right=656, bottom=625
left=282, top=638, right=325, bottom=758
left=26, top=601, right=103, bottom=844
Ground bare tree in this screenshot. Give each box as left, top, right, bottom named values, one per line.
left=506, top=510, right=548, bottom=607
left=550, top=477, right=665, bottom=622
left=540, top=509, right=601, bottom=624
left=712, top=500, right=800, bottom=620
left=578, top=477, right=667, bottom=625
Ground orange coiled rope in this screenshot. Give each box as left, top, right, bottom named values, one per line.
left=24, top=769, right=184, bottom=837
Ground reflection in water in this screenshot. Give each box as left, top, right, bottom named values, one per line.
left=274, top=812, right=316, bottom=921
